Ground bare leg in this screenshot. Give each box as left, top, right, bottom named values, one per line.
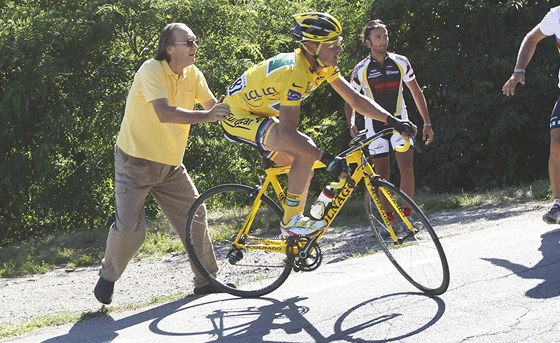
left=267, top=128, right=316, bottom=208
left=395, top=149, right=415, bottom=199
left=550, top=129, right=560, bottom=200
left=271, top=152, right=313, bottom=211
left=373, top=156, right=392, bottom=212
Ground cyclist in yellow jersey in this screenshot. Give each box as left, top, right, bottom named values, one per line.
left=221, top=12, right=417, bottom=237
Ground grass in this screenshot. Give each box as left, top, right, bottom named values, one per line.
left=0, top=292, right=191, bottom=339
left=0, top=216, right=185, bottom=278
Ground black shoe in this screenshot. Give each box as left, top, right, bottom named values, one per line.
left=543, top=204, right=560, bottom=224
left=193, top=282, right=236, bottom=295
left=94, top=277, right=114, bottom=305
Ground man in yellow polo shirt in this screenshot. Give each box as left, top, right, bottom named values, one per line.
left=94, top=23, right=230, bottom=305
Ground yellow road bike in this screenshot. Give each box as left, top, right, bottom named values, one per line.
left=185, top=128, right=449, bottom=297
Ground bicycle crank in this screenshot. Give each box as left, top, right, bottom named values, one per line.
left=287, top=236, right=323, bottom=272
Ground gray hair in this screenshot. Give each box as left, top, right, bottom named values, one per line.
left=154, top=23, right=185, bottom=61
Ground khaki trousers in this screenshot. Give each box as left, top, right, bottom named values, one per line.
left=99, top=145, right=218, bottom=287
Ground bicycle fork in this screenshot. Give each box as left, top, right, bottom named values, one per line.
left=366, top=178, right=415, bottom=243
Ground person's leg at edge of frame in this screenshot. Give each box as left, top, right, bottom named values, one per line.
left=544, top=126, right=560, bottom=224
left=150, top=164, right=222, bottom=293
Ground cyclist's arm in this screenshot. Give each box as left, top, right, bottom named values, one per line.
left=277, top=105, right=322, bottom=160
left=152, top=97, right=228, bottom=124
left=331, top=77, right=392, bottom=123
left=502, top=25, right=547, bottom=96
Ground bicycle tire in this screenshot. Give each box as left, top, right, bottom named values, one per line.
left=365, top=179, right=450, bottom=295
left=185, top=183, right=291, bottom=297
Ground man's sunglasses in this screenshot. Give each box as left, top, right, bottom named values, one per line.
left=174, top=39, right=199, bottom=47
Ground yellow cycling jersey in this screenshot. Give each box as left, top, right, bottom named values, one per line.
left=225, top=48, right=340, bottom=117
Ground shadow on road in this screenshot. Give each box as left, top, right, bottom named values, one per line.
left=41, top=292, right=445, bottom=342
left=482, top=228, right=560, bottom=299
left=331, top=293, right=446, bottom=342
left=41, top=298, right=195, bottom=343
left=149, top=293, right=445, bottom=342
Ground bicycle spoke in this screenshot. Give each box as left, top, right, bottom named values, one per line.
left=186, top=184, right=291, bottom=297
left=366, top=179, right=449, bottom=295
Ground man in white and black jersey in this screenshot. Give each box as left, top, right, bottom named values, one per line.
left=502, top=6, right=560, bottom=224
left=344, top=19, right=433, bottom=220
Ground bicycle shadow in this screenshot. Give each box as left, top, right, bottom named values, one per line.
left=39, top=292, right=444, bottom=342
left=481, top=228, right=560, bottom=299
left=148, top=292, right=445, bottom=342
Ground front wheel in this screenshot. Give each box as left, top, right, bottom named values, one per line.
left=365, top=178, right=450, bottom=295
left=185, top=184, right=291, bottom=297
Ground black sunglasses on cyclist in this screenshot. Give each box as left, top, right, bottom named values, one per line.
left=174, top=39, right=199, bottom=47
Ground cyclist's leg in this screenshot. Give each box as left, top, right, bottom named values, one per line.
left=365, top=117, right=391, bottom=180
left=220, top=109, right=296, bottom=205
left=393, top=132, right=415, bottom=199
left=150, top=163, right=218, bottom=288
left=367, top=129, right=392, bottom=216
left=266, top=125, right=316, bottom=217
left=221, top=110, right=320, bottom=234
left=273, top=153, right=313, bottom=215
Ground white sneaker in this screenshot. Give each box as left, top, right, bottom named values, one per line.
left=280, top=214, right=326, bottom=237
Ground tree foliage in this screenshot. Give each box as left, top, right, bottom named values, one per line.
left=366, top=0, right=556, bottom=190
left=0, top=0, right=558, bottom=244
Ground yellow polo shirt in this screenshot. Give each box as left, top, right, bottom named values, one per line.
left=116, top=59, right=213, bottom=165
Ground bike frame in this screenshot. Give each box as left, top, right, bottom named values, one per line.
left=231, top=129, right=412, bottom=252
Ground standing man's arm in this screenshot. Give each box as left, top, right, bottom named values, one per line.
left=151, top=96, right=229, bottom=124
left=502, top=25, right=548, bottom=96
left=406, top=79, right=433, bottom=145
left=330, top=76, right=417, bottom=137
left=344, top=102, right=359, bottom=137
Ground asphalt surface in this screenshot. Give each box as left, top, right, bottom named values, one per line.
left=6, top=203, right=560, bottom=342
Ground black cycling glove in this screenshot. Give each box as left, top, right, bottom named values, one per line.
left=320, top=151, right=345, bottom=178
left=387, top=116, right=413, bottom=135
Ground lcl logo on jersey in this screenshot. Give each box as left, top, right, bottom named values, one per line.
left=244, top=87, right=279, bottom=101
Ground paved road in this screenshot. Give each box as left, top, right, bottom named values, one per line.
left=7, top=203, right=560, bottom=342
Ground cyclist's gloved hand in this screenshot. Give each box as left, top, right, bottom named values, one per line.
left=320, top=151, right=345, bottom=178
left=387, top=116, right=414, bottom=136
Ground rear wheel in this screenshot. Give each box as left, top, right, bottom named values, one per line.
left=185, top=184, right=291, bottom=297
left=365, top=178, right=449, bottom=295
